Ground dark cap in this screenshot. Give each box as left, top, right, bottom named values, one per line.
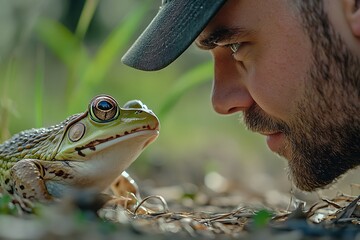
left=121, top=0, right=227, bottom=71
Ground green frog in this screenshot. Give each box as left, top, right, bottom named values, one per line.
left=0, top=94, right=159, bottom=210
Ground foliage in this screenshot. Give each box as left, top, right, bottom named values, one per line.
left=31, top=0, right=214, bottom=122
left=158, top=61, right=213, bottom=120
left=0, top=194, right=17, bottom=215
left=253, top=209, right=273, bottom=229
left=35, top=1, right=151, bottom=114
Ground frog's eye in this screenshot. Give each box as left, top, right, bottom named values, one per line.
left=89, top=95, right=119, bottom=122
left=123, top=100, right=147, bottom=109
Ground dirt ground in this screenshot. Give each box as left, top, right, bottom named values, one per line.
left=0, top=186, right=359, bottom=240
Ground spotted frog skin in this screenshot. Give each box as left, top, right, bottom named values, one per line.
left=0, top=95, right=159, bottom=207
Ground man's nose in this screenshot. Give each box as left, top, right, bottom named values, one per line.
left=211, top=55, right=254, bottom=114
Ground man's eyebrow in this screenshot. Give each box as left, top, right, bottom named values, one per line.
left=195, top=27, right=253, bottom=50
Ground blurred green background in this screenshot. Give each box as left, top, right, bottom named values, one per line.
left=0, top=0, right=358, bottom=205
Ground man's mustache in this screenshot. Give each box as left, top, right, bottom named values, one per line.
left=242, top=104, right=289, bottom=134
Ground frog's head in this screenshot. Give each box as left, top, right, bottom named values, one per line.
left=54, top=95, right=159, bottom=189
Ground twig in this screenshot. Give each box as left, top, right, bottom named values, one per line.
left=133, top=195, right=169, bottom=215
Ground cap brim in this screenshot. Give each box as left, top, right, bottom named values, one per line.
left=121, top=0, right=226, bottom=71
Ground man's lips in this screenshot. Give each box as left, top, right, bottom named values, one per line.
left=259, top=131, right=285, bottom=152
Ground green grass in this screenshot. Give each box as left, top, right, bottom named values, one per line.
left=0, top=58, right=18, bottom=142
left=158, top=61, right=213, bottom=120
left=0, top=0, right=218, bottom=143
left=34, top=48, right=45, bottom=128
left=35, top=1, right=151, bottom=114
left=75, top=0, right=100, bottom=41
left=0, top=194, right=17, bottom=215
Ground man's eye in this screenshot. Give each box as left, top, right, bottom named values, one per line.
left=226, top=42, right=249, bottom=70
left=229, top=43, right=241, bottom=53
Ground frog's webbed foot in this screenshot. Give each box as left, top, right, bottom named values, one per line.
left=106, top=172, right=151, bottom=214
left=10, top=159, right=53, bottom=202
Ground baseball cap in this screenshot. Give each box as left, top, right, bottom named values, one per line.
left=121, top=0, right=227, bottom=71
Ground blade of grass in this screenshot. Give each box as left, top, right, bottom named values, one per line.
left=75, top=0, right=100, bottom=41
left=35, top=18, right=90, bottom=111
left=80, top=2, right=150, bottom=87
left=0, top=58, right=18, bottom=142
left=36, top=18, right=89, bottom=70
left=68, top=2, right=151, bottom=113
left=37, top=2, right=150, bottom=113
left=253, top=209, right=272, bottom=229
left=34, top=46, right=44, bottom=128
left=158, top=61, right=214, bottom=119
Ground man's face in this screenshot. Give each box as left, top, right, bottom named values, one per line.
left=196, top=0, right=360, bottom=191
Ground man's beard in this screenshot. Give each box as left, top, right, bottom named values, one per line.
left=243, top=75, right=359, bottom=191
left=243, top=7, right=360, bottom=191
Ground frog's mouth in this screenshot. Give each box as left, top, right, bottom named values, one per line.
left=74, top=124, right=159, bottom=158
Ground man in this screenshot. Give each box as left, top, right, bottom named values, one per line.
left=121, top=0, right=360, bottom=192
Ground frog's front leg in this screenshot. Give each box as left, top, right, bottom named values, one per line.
left=9, top=159, right=53, bottom=201
left=107, top=172, right=150, bottom=214
left=109, top=171, right=140, bottom=198
left=106, top=172, right=140, bottom=211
